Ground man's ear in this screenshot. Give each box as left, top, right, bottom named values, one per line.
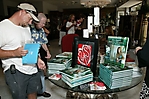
left=19, top=10, right=25, bottom=16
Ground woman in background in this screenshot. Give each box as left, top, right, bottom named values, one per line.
left=105, top=26, right=114, bottom=37
left=58, top=19, right=67, bottom=46
left=101, top=25, right=114, bottom=54
left=66, top=14, right=76, bottom=34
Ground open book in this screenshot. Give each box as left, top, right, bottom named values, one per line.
left=22, top=43, right=40, bottom=64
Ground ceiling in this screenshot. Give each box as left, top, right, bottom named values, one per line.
left=119, top=0, right=142, bottom=8
left=17, top=0, right=118, bottom=9
left=14, top=0, right=143, bottom=9
left=45, top=0, right=118, bottom=9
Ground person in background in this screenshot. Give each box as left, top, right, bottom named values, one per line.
left=45, top=18, right=51, bottom=46
left=58, top=18, right=67, bottom=46
left=0, top=3, right=46, bottom=99
left=42, top=26, right=50, bottom=77
left=43, top=26, right=50, bottom=37
left=105, top=25, right=114, bottom=37
left=30, top=13, right=51, bottom=97
left=100, top=25, right=114, bottom=54
left=101, top=26, right=114, bottom=42
left=66, top=14, right=76, bottom=34
left=135, top=36, right=149, bottom=99
left=75, top=15, right=84, bottom=37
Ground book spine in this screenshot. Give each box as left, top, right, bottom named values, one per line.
left=62, top=74, right=93, bottom=83
left=60, top=68, right=91, bottom=78
left=62, top=77, right=93, bottom=88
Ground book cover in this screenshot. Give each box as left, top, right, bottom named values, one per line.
left=56, top=52, right=72, bottom=58
left=60, top=66, right=92, bottom=79
left=47, top=57, right=72, bottom=70
left=89, top=82, right=106, bottom=90
left=48, top=74, right=62, bottom=80
left=105, top=36, right=129, bottom=68
left=77, top=44, right=92, bottom=67
left=22, top=43, right=40, bottom=64
left=48, top=57, right=71, bottom=64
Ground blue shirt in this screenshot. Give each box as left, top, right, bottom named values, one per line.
left=30, top=25, right=48, bottom=45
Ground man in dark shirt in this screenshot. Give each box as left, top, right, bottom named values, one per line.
left=135, top=36, right=149, bottom=99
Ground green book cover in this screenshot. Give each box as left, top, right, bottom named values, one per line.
left=48, top=57, right=71, bottom=64
left=47, top=57, right=72, bottom=70
left=60, top=66, right=92, bottom=79
left=105, top=36, right=129, bottom=68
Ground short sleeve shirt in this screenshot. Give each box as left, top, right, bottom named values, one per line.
left=30, top=25, right=48, bottom=45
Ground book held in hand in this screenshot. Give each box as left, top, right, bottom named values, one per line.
left=22, top=43, right=40, bottom=64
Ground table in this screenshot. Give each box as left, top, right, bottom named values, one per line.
left=49, top=70, right=143, bottom=99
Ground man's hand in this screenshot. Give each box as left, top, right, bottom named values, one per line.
left=0, top=46, right=28, bottom=59
left=14, top=46, right=28, bottom=57
left=37, top=58, right=46, bottom=70
left=135, top=46, right=142, bottom=54
left=45, top=51, right=51, bottom=59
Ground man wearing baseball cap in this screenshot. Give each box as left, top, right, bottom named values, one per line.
left=0, top=3, right=45, bottom=99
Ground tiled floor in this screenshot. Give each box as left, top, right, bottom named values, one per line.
left=0, top=39, right=145, bottom=99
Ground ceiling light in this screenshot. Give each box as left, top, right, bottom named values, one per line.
left=80, top=0, right=111, bottom=8
left=71, top=1, right=77, bottom=4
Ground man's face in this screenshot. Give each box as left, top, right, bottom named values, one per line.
left=21, top=10, right=33, bottom=27
left=36, top=18, right=46, bottom=29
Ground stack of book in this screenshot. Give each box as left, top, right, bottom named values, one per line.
left=125, top=62, right=142, bottom=78
left=47, top=52, right=72, bottom=74
left=60, top=65, right=93, bottom=88
left=55, top=52, right=72, bottom=58
left=48, top=57, right=72, bottom=74
left=99, top=64, right=133, bottom=89
left=99, top=36, right=133, bottom=89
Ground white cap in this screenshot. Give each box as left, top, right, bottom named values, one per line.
left=17, top=3, right=39, bottom=22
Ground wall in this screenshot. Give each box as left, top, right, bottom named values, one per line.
left=3, top=0, right=18, bottom=16
left=0, top=0, right=4, bottom=19
left=43, top=1, right=59, bottom=14
left=30, top=1, right=43, bottom=13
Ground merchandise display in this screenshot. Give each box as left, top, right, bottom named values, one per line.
left=99, top=64, right=133, bottom=89
left=99, top=36, right=133, bottom=89
left=105, top=36, right=129, bottom=68
left=56, top=52, right=72, bottom=58
left=60, top=65, right=93, bottom=88
left=47, top=56, right=72, bottom=74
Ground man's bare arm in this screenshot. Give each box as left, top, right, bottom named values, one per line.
left=0, top=47, right=28, bottom=59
